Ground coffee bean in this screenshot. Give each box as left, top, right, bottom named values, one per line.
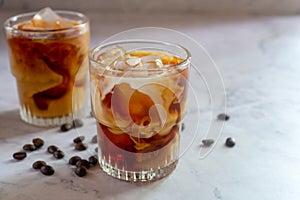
left=91, top=135, right=97, bottom=143
left=95, top=147, right=98, bottom=153
left=60, top=123, right=73, bottom=132
left=89, top=155, right=98, bottom=166
left=73, top=136, right=85, bottom=144
left=13, top=151, right=27, bottom=160
left=73, top=119, right=83, bottom=128
left=76, top=159, right=90, bottom=169
left=75, top=142, right=88, bottom=151
left=69, top=156, right=81, bottom=165
left=32, top=160, right=46, bottom=169
left=32, top=138, right=44, bottom=148
left=23, top=144, right=37, bottom=151
left=53, top=150, right=65, bottom=159
left=202, top=139, right=214, bottom=146
left=40, top=165, right=55, bottom=176
left=225, top=137, right=236, bottom=147
left=75, top=166, right=87, bottom=177
left=47, top=145, right=58, bottom=154
left=217, top=113, right=230, bottom=121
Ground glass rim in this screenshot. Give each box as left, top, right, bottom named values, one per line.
left=4, top=10, right=89, bottom=33
left=89, top=40, right=191, bottom=72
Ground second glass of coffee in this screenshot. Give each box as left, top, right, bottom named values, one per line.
left=4, top=8, right=90, bottom=126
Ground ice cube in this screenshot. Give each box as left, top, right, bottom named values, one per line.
left=126, top=57, right=141, bottom=67
left=21, top=7, right=74, bottom=30
left=140, top=55, right=163, bottom=69
left=33, top=8, right=61, bottom=22
left=112, top=57, right=142, bottom=71
left=113, top=60, right=132, bottom=71
left=97, top=46, right=126, bottom=66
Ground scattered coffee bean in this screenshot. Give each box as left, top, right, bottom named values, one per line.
left=69, top=156, right=81, bottom=165
left=73, top=136, right=85, bottom=144
left=53, top=150, right=65, bottom=159
left=13, top=151, right=27, bottom=160
left=32, top=160, right=46, bottom=169
left=89, top=155, right=98, bottom=166
left=95, top=147, right=98, bottom=153
left=181, top=123, right=185, bottom=131
left=91, top=135, right=97, bottom=143
left=76, top=159, right=90, bottom=169
left=73, top=119, right=83, bottom=128
left=202, top=139, right=215, bottom=146
left=225, top=137, right=236, bottom=147
left=75, top=166, right=87, bottom=177
left=75, top=142, right=88, bottom=151
left=217, top=113, right=230, bottom=121
left=40, top=165, right=55, bottom=176
left=32, top=138, right=44, bottom=148
left=23, top=144, right=37, bottom=151
left=47, top=145, right=59, bottom=154
left=60, top=123, right=73, bottom=132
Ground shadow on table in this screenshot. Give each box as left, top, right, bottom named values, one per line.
left=0, top=163, right=165, bottom=200
left=0, top=109, right=49, bottom=139
left=0, top=110, right=168, bottom=199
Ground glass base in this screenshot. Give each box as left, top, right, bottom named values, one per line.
left=19, top=106, right=83, bottom=127
left=99, top=157, right=178, bottom=182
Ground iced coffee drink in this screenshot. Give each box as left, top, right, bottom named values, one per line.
left=90, top=41, right=190, bottom=182
left=4, top=8, right=90, bottom=126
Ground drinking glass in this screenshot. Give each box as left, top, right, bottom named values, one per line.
left=89, top=41, right=191, bottom=182
left=4, top=9, right=90, bottom=126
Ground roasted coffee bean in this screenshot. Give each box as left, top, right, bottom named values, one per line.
left=75, top=142, right=88, bottom=151
left=13, top=151, right=27, bottom=160
left=91, top=135, right=97, bottom=143
left=32, top=160, right=46, bottom=169
left=73, top=119, right=83, bottom=128
left=47, top=145, right=59, bottom=154
left=225, top=137, right=236, bottom=147
left=75, top=166, right=87, bottom=177
left=217, top=113, right=230, bottom=121
left=76, top=159, right=90, bottom=169
left=23, top=144, right=37, bottom=151
left=202, top=139, right=214, bottom=146
left=89, top=155, right=98, bottom=166
left=95, top=147, right=98, bottom=153
left=32, top=138, right=44, bottom=148
left=73, top=136, right=85, bottom=144
left=69, top=156, right=81, bottom=165
left=60, top=123, right=73, bottom=132
left=40, top=165, right=55, bottom=176
left=53, top=150, right=65, bottom=159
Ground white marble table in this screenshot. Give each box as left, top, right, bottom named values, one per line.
left=1, top=11, right=300, bottom=200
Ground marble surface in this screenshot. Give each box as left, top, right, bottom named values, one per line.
left=1, top=11, right=300, bottom=200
